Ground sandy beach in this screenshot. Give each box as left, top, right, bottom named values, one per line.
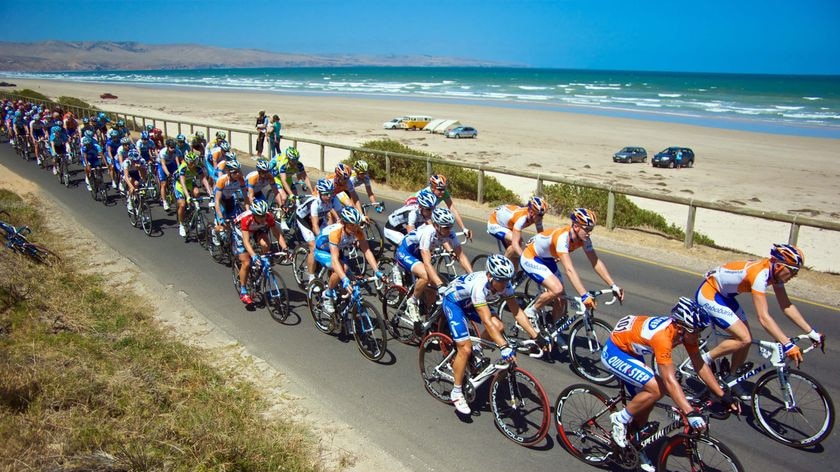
left=8, top=78, right=840, bottom=272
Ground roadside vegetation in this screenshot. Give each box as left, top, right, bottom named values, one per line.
left=10, top=88, right=49, bottom=101
left=0, top=189, right=327, bottom=471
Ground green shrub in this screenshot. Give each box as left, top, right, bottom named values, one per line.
left=11, top=89, right=49, bottom=101
left=57, top=96, right=97, bottom=111
left=347, top=139, right=519, bottom=206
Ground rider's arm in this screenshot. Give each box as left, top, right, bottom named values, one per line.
left=443, top=196, right=469, bottom=235
left=773, top=284, right=815, bottom=334
left=357, top=237, right=379, bottom=273
left=475, top=304, right=508, bottom=348
left=586, top=249, right=624, bottom=301
left=752, top=291, right=795, bottom=344
left=656, top=362, right=695, bottom=415
left=362, top=178, right=377, bottom=204
left=329, top=242, right=348, bottom=282
left=557, top=252, right=589, bottom=297
left=454, top=246, right=472, bottom=273
left=179, top=173, right=191, bottom=202
left=506, top=299, right=538, bottom=339
left=510, top=229, right=524, bottom=256
left=300, top=172, right=313, bottom=193
left=421, top=248, right=444, bottom=287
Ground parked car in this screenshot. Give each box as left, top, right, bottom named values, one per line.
left=383, top=117, right=405, bottom=130
left=446, top=126, right=477, bottom=139
left=652, top=147, right=695, bottom=168
left=613, top=146, right=647, bottom=163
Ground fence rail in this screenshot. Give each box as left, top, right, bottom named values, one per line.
left=5, top=92, right=838, bottom=249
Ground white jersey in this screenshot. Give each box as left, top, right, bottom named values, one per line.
left=444, top=271, right=514, bottom=311
left=295, top=194, right=341, bottom=223
left=387, top=203, right=426, bottom=228
left=401, top=223, right=460, bottom=255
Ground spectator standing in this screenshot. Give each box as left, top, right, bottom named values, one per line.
left=255, top=110, right=269, bottom=158
left=269, top=114, right=282, bottom=159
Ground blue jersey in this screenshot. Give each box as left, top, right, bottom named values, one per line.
left=444, top=271, right=514, bottom=312
left=50, top=128, right=69, bottom=144
left=81, top=143, right=103, bottom=159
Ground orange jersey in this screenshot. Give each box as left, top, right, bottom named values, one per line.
left=522, top=225, right=592, bottom=260
left=326, top=173, right=356, bottom=196
left=704, top=259, right=774, bottom=297
left=610, top=315, right=698, bottom=366
left=489, top=204, right=536, bottom=231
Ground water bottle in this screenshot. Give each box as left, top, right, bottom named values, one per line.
left=391, top=265, right=402, bottom=286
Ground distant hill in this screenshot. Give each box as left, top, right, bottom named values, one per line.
left=0, top=41, right=516, bottom=71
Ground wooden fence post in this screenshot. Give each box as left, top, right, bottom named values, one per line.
left=477, top=168, right=485, bottom=204
left=684, top=201, right=697, bottom=248
left=606, top=189, right=616, bottom=231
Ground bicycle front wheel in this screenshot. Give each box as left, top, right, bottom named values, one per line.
left=23, top=242, right=61, bottom=267
left=498, top=293, right=533, bottom=347
left=363, top=219, right=384, bottom=258
left=752, top=368, right=835, bottom=448
left=353, top=300, right=387, bottom=361
left=434, top=253, right=460, bottom=284
left=489, top=366, right=550, bottom=446
left=381, top=285, right=416, bottom=345
left=657, top=434, right=744, bottom=472
left=140, top=202, right=153, bottom=236
left=292, top=246, right=310, bottom=289
left=418, top=332, right=457, bottom=403
left=262, top=268, right=291, bottom=323
left=554, top=383, right=615, bottom=465
left=307, top=280, right=334, bottom=334
left=195, top=213, right=210, bottom=249
left=568, top=317, right=615, bottom=385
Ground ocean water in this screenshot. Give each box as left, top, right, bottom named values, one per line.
left=5, top=67, right=840, bottom=138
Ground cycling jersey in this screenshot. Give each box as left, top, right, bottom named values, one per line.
left=487, top=204, right=541, bottom=242
left=236, top=209, right=277, bottom=233
left=81, top=143, right=103, bottom=167
left=123, top=157, right=147, bottom=181
left=407, top=186, right=451, bottom=206
left=30, top=119, right=46, bottom=137
left=522, top=225, right=593, bottom=260
left=326, top=173, right=356, bottom=196
left=295, top=194, right=341, bottom=223
left=443, top=271, right=515, bottom=342
left=387, top=203, right=426, bottom=229
left=351, top=173, right=371, bottom=189
left=135, top=138, right=156, bottom=161
left=174, top=162, right=206, bottom=197
left=157, top=148, right=181, bottom=181
left=245, top=170, right=277, bottom=197
left=695, top=258, right=776, bottom=329
left=315, top=223, right=365, bottom=253
left=214, top=173, right=246, bottom=199
left=396, top=224, right=460, bottom=272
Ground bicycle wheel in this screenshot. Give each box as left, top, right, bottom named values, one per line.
left=195, top=213, right=210, bottom=249
left=292, top=246, right=310, bottom=288
left=418, top=332, right=457, bottom=403
left=90, top=173, right=100, bottom=201
left=434, top=253, right=460, bottom=284
left=22, top=242, right=60, bottom=267
left=231, top=255, right=243, bottom=295
left=489, top=366, right=550, bottom=446
left=554, top=384, right=615, bottom=465
left=128, top=198, right=139, bottom=228
left=568, top=317, right=615, bottom=385
left=363, top=219, right=384, bottom=258
left=353, top=300, right=387, bottom=361
left=146, top=173, right=160, bottom=201
left=657, top=434, right=744, bottom=472
left=382, top=285, right=418, bottom=345
left=307, top=280, right=334, bottom=334
left=342, top=245, right=367, bottom=276
left=498, top=293, right=533, bottom=346
left=140, top=202, right=153, bottom=236
left=751, top=368, right=835, bottom=448
left=470, top=253, right=489, bottom=271
left=56, top=158, right=65, bottom=185
left=264, top=268, right=291, bottom=323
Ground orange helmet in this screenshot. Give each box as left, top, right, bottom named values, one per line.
left=334, top=163, right=352, bottom=179
left=570, top=208, right=596, bottom=228
left=527, top=196, right=548, bottom=215
left=429, top=174, right=448, bottom=190
left=770, top=243, right=804, bottom=269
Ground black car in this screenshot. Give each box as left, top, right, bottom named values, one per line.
left=652, top=147, right=695, bottom=168
left=613, top=146, right=647, bottom=163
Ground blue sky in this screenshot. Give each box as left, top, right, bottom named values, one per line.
left=1, top=0, right=838, bottom=74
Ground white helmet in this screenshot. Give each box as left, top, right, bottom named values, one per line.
left=486, top=254, right=515, bottom=281
left=431, top=208, right=455, bottom=227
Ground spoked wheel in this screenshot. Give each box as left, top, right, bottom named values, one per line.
left=90, top=174, right=100, bottom=201
left=568, top=317, right=616, bottom=385
left=418, top=332, right=457, bottom=403
left=307, top=280, right=334, bottom=334
left=657, top=434, right=744, bottom=472
left=489, top=366, right=550, bottom=446
left=381, top=285, right=416, bottom=345
left=146, top=174, right=160, bottom=202
left=195, top=213, right=210, bottom=249
left=22, top=243, right=61, bottom=267
left=352, top=300, right=387, bottom=361
left=752, top=369, right=835, bottom=448
left=210, top=229, right=227, bottom=264
left=554, top=384, right=615, bottom=465
left=342, top=245, right=367, bottom=276
left=292, top=246, right=310, bottom=289
left=139, top=201, right=153, bottom=236
left=434, top=253, right=460, bottom=284
left=128, top=197, right=139, bottom=228
left=362, top=219, right=384, bottom=258
left=498, top=293, right=534, bottom=346
left=263, top=268, right=291, bottom=323
left=231, top=255, right=243, bottom=295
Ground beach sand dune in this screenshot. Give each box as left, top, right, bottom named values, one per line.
left=12, top=79, right=840, bottom=271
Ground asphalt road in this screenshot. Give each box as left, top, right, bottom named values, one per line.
left=3, top=145, right=838, bottom=472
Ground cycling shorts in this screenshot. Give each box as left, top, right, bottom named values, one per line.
left=84, top=155, right=102, bottom=168
left=51, top=143, right=66, bottom=156
left=232, top=228, right=267, bottom=255
left=487, top=222, right=511, bottom=243
left=174, top=185, right=192, bottom=201
left=215, top=197, right=238, bottom=223
left=296, top=219, right=317, bottom=243
left=314, top=247, right=333, bottom=269
left=32, top=129, right=45, bottom=138
left=396, top=243, right=420, bottom=272
left=521, top=254, right=562, bottom=285
left=601, top=338, right=654, bottom=396
left=695, top=281, right=747, bottom=329
left=442, top=294, right=481, bottom=343
left=126, top=170, right=143, bottom=183
left=157, top=160, right=178, bottom=181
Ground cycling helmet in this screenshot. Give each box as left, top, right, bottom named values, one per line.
left=145, top=124, right=154, bottom=132
left=215, top=130, right=226, bottom=140
left=14, top=111, right=21, bottom=117
left=670, top=297, right=711, bottom=333
left=140, top=131, right=150, bottom=140
left=770, top=243, right=804, bottom=269
left=339, top=206, right=363, bottom=225
left=334, top=163, right=352, bottom=179
left=219, top=141, right=230, bottom=152
left=82, top=116, right=89, bottom=123
left=176, top=133, right=186, bottom=142
left=353, top=160, right=369, bottom=173
left=108, top=129, right=119, bottom=138
left=285, top=147, right=300, bottom=161
left=429, top=174, right=448, bottom=190
left=486, top=254, right=515, bottom=281
left=528, top=196, right=548, bottom=215
left=224, top=159, right=241, bottom=171
left=81, top=137, right=92, bottom=146
left=98, top=112, right=107, bottom=118
left=255, top=159, right=270, bottom=171
left=120, top=136, right=131, bottom=145
left=50, top=125, right=62, bottom=134
left=184, top=151, right=199, bottom=164
left=194, top=130, right=205, bottom=138
left=84, top=130, right=94, bottom=138
left=431, top=208, right=455, bottom=227
left=117, top=119, right=125, bottom=126
left=316, top=178, right=335, bottom=195
left=32, top=113, right=40, bottom=120
left=165, top=138, right=176, bottom=148
left=570, top=208, right=597, bottom=228
left=416, top=189, right=438, bottom=209
left=250, top=200, right=269, bottom=217
left=127, top=148, right=140, bottom=159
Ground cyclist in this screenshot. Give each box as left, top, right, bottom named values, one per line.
left=410, top=174, right=471, bottom=240
left=349, top=160, right=380, bottom=206
left=486, top=196, right=548, bottom=267
left=206, top=140, right=230, bottom=181
left=245, top=159, right=283, bottom=209
left=296, top=178, right=342, bottom=286
left=602, top=297, right=739, bottom=471
left=190, top=131, right=207, bottom=156
left=395, top=208, right=472, bottom=323
left=327, top=163, right=364, bottom=214
left=383, top=188, right=438, bottom=246
left=444, top=254, right=547, bottom=415
left=114, top=118, right=130, bottom=139
left=63, top=111, right=79, bottom=141
left=80, top=136, right=104, bottom=191
left=111, top=137, right=134, bottom=190
left=174, top=133, right=190, bottom=156
left=28, top=113, right=47, bottom=165
left=694, top=243, right=823, bottom=399
left=104, top=128, right=122, bottom=170
left=211, top=159, right=249, bottom=240
left=49, top=125, right=69, bottom=176
left=151, top=127, right=165, bottom=150
left=122, top=148, right=148, bottom=213
left=80, top=116, right=95, bottom=138
left=205, top=130, right=227, bottom=162
left=157, top=139, right=182, bottom=211
left=520, top=208, right=624, bottom=334
left=273, top=146, right=312, bottom=203
left=135, top=131, right=157, bottom=164
left=233, top=200, right=290, bottom=305
left=214, top=151, right=239, bottom=177
left=175, top=151, right=215, bottom=237
left=94, top=112, right=110, bottom=143
left=314, top=207, right=384, bottom=316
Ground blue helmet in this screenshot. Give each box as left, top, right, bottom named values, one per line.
left=140, top=131, right=150, bottom=140
left=416, top=189, right=437, bottom=209
left=50, top=125, right=62, bottom=134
